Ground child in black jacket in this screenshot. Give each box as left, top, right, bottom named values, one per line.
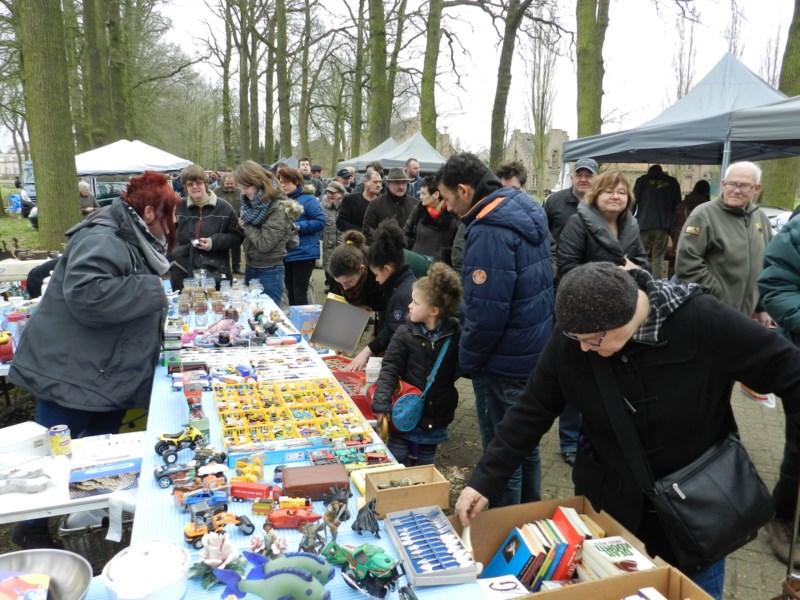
left=371, top=262, right=463, bottom=466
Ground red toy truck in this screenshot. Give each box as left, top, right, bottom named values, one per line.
left=230, top=481, right=281, bottom=502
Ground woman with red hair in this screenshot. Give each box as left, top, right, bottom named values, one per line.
left=9, top=172, right=178, bottom=548
left=11, top=171, right=178, bottom=436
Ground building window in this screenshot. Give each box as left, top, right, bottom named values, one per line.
left=550, top=150, right=559, bottom=168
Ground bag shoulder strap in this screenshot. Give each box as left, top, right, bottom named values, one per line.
left=420, top=336, right=452, bottom=399
left=589, top=353, right=656, bottom=494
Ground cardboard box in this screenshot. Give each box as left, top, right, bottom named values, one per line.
left=448, top=496, right=712, bottom=600
left=365, top=465, right=449, bottom=517
left=309, top=295, right=371, bottom=356
left=288, top=305, right=323, bottom=342
left=0, top=421, right=49, bottom=465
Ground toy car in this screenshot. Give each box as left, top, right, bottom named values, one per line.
left=153, top=461, right=196, bottom=489
left=267, top=507, right=321, bottom=530
left=183, top=512, right=254, bottom=548
left=179, top=488, right=228, bottom=513
left=273, top=464, right=285, bottom=483
left=192, top=446, right=227, bottom=466
left=322, top=541, right=412, bottom=599
left=155, top=426, right=206, bottom=464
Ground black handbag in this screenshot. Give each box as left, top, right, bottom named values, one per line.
left=590, top=354, right=774, bottom=575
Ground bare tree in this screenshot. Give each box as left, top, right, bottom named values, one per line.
left=724, top=0, right=745, bottom=58
left=760, top=24, right=783, bottom=87
left=671, top=4, right=698, bottom=101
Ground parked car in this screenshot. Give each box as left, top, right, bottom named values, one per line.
left=96, top=181, right=129, bottom=207
left=760, top=205, right=792, bottom=236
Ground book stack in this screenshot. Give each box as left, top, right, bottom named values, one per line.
left=480, top=506, right=606, bottom=592
left=579, top=535, right=657, bottom=581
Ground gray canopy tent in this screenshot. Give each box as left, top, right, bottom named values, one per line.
left=379, top=132, right=447, bottom=172
left=729, top=95, right=800, bottom=153
left=337, top=138, right=399, bottom=172
left=562, top=54, right=789, bottom=175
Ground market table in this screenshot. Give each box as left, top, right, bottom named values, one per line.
left=89, top=299, right=484, bottom=600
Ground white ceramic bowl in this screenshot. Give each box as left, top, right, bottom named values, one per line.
left=0, top=548, right=93, bottom=600
left=101, top=541, right=191, bottom=600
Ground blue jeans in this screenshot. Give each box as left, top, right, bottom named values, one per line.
left=472, top=373, right=541, bottom=506
left=558, top=402, right=581, bottom=454
left=245, top=264, right=285, bottom=306
left=37, top=399, right=126, bottom=437
left=690, top=558, right=725, bottom=600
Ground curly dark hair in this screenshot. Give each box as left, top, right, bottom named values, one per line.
left=421, top=174, right=438, bottom=195
left=329, top=230, right=367, bottom=277
left=495, top=160, right=528, bottom=187
left=366, top=220, right=406, bottom=270
left=414, top=262, right=462, bottom=317
left=436, top=152, right=489, bottom=192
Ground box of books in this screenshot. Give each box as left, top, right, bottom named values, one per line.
left=447, top=496, right=710, bottom=599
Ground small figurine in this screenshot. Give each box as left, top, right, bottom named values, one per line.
left=351, top=499, right=381, bottom=538
left=323, top=500, right=349, bottom=541
left=188, top=531, right=247, bottom=590
left=297, top=521, right=326, bottom=554
left=250, top=521, right=288, bottom=560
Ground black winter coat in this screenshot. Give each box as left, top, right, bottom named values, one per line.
left=468, top=292, right=800, bottom=568
left=367, top=265, right=416, bottom=356
left=372, top=316, right=461, bottom=431
left=403, top=204, right=459, bottom=264
left=556, top=203, right=648, bottom=282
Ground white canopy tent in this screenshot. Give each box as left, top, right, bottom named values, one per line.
left=379, top=132, right=447, bottom=173
left=75, top=139, right=192, bottom=177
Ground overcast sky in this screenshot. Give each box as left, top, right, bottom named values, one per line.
left=162, top=0, right=795, bottom=152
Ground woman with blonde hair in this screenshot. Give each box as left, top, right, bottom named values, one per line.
left=556, top=171, right=648, bottom=283
left=233, top=160, right=302, bottom=305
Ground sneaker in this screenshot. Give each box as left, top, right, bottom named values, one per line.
left=562, top=451, right=576, bottom=467
left=766, top=519, right=800, bottom=567
left=11, top=523, right=58, bottom=549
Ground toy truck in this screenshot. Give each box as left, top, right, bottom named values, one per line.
left=178, top=488, right=229, bottom=513
left=183, top=512, right=255, bottom=548
left=230, top=481, right=281, bottom=503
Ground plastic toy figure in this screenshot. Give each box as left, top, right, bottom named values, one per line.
left=352, top=499, right=381, bottom=538
left=321, top=541, right=418, bottom=599
left=214, top=551, right=335, bottom=600
left=250, top=521, right=288, bottom=560
left=323, top=500, right=349, bottom=541
left=298, top=521, right=326, bottom=554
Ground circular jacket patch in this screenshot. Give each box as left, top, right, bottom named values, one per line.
left=393, top=309, right=403, bottom=321
left=472, top=269, right=487, bottom=285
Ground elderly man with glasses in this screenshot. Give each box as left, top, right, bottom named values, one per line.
left=675, top=161, right=771, bottom=325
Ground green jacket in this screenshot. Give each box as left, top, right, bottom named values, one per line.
left=675, top=197, right=771, bottom=315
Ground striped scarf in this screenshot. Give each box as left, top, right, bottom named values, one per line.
left=240, top=188, right=271, bottom=226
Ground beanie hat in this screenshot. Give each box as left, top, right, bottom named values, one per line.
left=556, top=262, right=639, bottom=334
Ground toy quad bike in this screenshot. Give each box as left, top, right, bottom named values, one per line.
left=322, top=541, right=417, bottom=599
left=154, top=425, right=206, bottom=464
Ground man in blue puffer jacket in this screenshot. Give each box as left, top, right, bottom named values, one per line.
left=437, top=152, right=554, bottom=507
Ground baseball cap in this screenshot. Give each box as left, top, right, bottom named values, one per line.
left=574, top=158, right=599, bottom=174
left=336, top=168, right=352, bottom=178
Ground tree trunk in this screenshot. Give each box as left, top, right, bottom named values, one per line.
left=18, top=0, right=79, bottom=249
left=107, top=0, right=128, bottom=141
left=576, top=0, right=609, bottom=138
left=420, top=0, right=443, bottom=147
left=248, top=30, right=259, bottom=162
left=83, top=0, right=113, bottom=147
left=63, top=0, right=90, bottom=151
left=489, top=0, right=533, bottom=170
left=386, top=0, right=408, bottom=104
left=298, top=0, right=312, bottom=159
left=275, top=0, right=292, bottom=157
left=760, top=0, right=800, bottom=210
left=367, top=0, right=389, bottom=148
left=331, top=79, right=346, bottom=173
left=237, top=0, right=251, bottom=161
left=350, top=0, right=366, bottom=156
left=263, top=13, right=276, bottom=165
left=223, top=1, right=235, bottom=168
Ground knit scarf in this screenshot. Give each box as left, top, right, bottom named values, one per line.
left=426, top=200, right=446, bottom=221
left=122, top=202, right=171, bottom=275
left=240, top=188, right=271, bottom=226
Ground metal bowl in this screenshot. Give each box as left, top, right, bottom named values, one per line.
left=0, top=548, right=93, bottom=600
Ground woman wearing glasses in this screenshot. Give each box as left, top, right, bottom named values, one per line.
left=556, top=171, right=649, bottom=285
left=456, top=262, right=800, bottom=600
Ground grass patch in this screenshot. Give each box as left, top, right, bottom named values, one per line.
left=0, top=215, right=41, bottom=251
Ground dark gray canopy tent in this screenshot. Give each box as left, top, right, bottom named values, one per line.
left=729, top=95, right=800, bottom=154
left=562, top=54, right=788, bottom=174
left=337, top=138, right=399, bottom=172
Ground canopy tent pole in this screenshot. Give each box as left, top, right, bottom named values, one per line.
left=720, top=140, right=731, bottom=188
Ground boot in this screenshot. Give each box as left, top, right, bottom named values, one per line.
left=766, top=519, right=800, bottom=567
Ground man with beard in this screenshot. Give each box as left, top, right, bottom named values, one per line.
left=362, top=167, right=418, bottom=243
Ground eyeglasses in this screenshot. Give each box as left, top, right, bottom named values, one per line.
left=563, top=331, right=607, bottom=347
left=600, top=188, right=628, bottom=197
left=722, top=181, right=757, bottom=192
left=573, top=173, right=595, bottom=180
left=186, top=180, right=205, bottom=187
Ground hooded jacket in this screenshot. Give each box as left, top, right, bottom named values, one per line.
left=459, top=172, right=554, bottom=379
left=759, top=215, right=800, bottom=346
left=9, top=200, right=169, bottom=412
left=675, top=197, right=771, bottom=315
left=321, top=193, right=343, bottom=272
left=242, top=195, right=304, bottom=268
left=556, top=202, right=649, bottom=282
left=372, top=316, right=462, bottom=431
left=284, top=187, right=325, bottom=263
